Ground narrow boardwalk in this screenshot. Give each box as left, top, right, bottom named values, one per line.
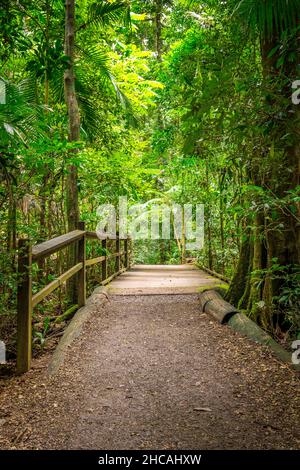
left=107, top=264, right=222, bottom=295
left=0, top=266, right=299, bottom=449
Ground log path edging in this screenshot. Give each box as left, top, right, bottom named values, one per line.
left=198, top=289, right=300, bottom=372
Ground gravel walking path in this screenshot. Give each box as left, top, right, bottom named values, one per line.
left=0, top=293, right=299, bottom=450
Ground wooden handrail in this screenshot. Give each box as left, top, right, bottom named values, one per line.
left=32, top=262, right=83, bottom=307
left=17, top=223, right=132, bottom=373
left=85, top=255, right=106, bottom=267
left=32, top=230, right=85, bottom=260
left=197, top=264, right=230, bottom=284
left=86, top=230, right=99, bottom=239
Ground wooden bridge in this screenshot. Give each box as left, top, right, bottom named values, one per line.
left=7, top=226, right=300, bottom=450
left=107, top=264, right=221, bottom=296
left=16, top=223, right=221, bottom=372
left=17, top=223, right=131, bottom=373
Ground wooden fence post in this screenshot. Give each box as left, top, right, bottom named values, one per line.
left=17, top=239, right=32, bottom=373
left=128, top=238, right=132, bottom=268
left=101, top=238, right=107, bottom=282
left=124, top=238, right=129, bottom=269
left=77, top=221, right=86, bottom=308
left=115, top=235, right=120, bottom=273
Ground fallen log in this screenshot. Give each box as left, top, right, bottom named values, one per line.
left=199, top=289, right=238, bottom=324
left=53, top=304, right=78, bottom=323
left=198, top=289, right=300, bottom=371
left=228, top=313, right=293, bottom=365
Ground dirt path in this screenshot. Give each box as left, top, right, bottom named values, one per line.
left=0, top=293, right=300, bottom=450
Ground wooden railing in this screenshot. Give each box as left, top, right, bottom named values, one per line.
left=17, top=222, right=131, bottom=373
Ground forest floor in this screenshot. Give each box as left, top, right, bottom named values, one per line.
left=0, top=293, right=300, bottom=449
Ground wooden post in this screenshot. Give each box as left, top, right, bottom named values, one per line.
left=17, top=239, right=32, bottom=373
left=128, top=238, right=132, bottom=268
left=124, top=238, right=129, bottom=269
left=77, top=221, right=86, bottom=308
left=101, top=238, right=107, bottom=282
left=115, top=236, right=120, bottom=273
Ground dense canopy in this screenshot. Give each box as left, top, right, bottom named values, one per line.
left=0, top=0, right=299, bottom=355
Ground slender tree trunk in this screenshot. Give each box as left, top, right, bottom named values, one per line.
left=205, top=161, right=213, bottom=270
left=247, top=212, right=263, bottom=319
left=219, top=171, right=225, bottom=274
left=207, top=217, right=213, bottom=270
left=154, top=0, right=166, bottom=262
left=7, top=183, right=16, bottom=254
left=64, top=0, right=80, bottom=303
left=226, top=228, right=251, bottom=307
left=37, top=173, right=48, bottom=278
left=155, top=0, right=162, bottom=61
left=181, top=216, right=185, bottom=264
left=219, top=200, right=224, bottom=273
left=64, top=0, right=80, bottom=232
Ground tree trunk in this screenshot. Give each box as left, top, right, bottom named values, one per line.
left=155, top=0, right=162, bottom=61
left=229, top=31, right=300, bottom=331
left=247, top=212, right=263, bottom=319
left=225, top=228, right=251, bottom=307
left=7, top=183, right=16, bottom=254
left=64, top=0, right=80, bottom=303
left=219, top=171, right=225, bottom=274
left=64, top=0, right=80, bottom=232
left=205, top=161, right=213, bottom=270
left=260, top=34, right=300, bottom=291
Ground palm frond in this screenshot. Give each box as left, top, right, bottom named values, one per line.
left=76, top=44, right=138, bottom=128
left=76, top=44, right=112, bottom=82
left=50, top=68, right=65, bottom=103
left=0, top=77, right=42, bottom=148
left=231, top=0, right=300, bottom=38
left=81, top=0, right=131, bottom=30
left=74, top=70, right=102, bottom=141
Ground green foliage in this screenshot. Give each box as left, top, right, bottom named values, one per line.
left=33, top=316, right=51, bottom=349
left=0, top=0, right=299, bottom=358
left=86, top=0, right=131, bottom=28
left=231, top=0, right=300, bottom=38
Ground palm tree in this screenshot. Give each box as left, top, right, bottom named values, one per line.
left=62, top=0, right=131, bottom=302
left=64, top=0, right=131, bottom=232
left=16, top=0, right=132, bottom=232
left=0, top=77, right=43, bottom=250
